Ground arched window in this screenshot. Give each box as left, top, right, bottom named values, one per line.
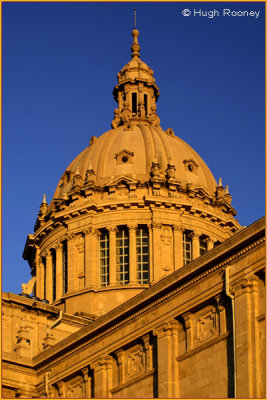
left=183, top=231, right=192, bottom=266
left=116, top=227, right=129, bottom=284
left=62, top=241, right=68, bottom=294
left=132, top=92, right=137, bottom=115
left=100, top=230, right=109, bottom=287
left=199, top=236, right=208, bottom=256
left=144, top=94, right=148, bottom=116
left=51, top=249, right=56, bottom=301
left=136, top=227, right=149, bottom=284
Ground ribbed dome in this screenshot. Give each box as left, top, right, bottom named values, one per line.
left=53, top=123, right=217, bottom=201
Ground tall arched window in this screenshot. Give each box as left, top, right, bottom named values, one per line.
left=62, top=241, right=68, bottom=294
left=100, top=230, right=109, bottom=287
left=51, top=249, right=56, bottom=301
left=183, top=231, right=192, bottom=266
left=116, top=227, right=129, bottom=284
left=136, top=227, right=149, bottom=284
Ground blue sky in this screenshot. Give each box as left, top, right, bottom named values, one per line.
left=2, top=1, right=265, bottom=294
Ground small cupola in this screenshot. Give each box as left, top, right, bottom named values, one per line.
left=112, top=28, right=160, bottom=128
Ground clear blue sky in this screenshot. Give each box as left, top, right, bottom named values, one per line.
left=2, top=2, right=265, bottom=294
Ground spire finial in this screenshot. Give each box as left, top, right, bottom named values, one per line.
left=131, top=11, right=140, bottom=59
left=42, top=194, right=47, bottom=204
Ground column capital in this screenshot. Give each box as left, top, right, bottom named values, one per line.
left=92, top=355, right=113, bottom=371
left=54, top=242, right=63, bottom=251
left=115, top=349, right=124, bottom=365
left=141, top=333, right=151, bottom=351
left=151, top=222, right=162, bottom=231
left=81, top=367, right=89, bottom=382
left=153, top=319, right=179, bottom=338
left=233, top=274, right=259, bottom=297
left=203, top=237, right=214, bottom=244
left=66, top=232, right=76, bottom=241
left=42, top=250, right=52, bottom=259
left=127, top=224, right=138, bottom=232
left=83, top=226, right=99, bottom=236
left=106, top=225, right=118, bottom=234
left=173, top=225, right=184, bottom=233
left=182, top=312, right=195, bottom=330
left=189, top=231, right=200, bottom=239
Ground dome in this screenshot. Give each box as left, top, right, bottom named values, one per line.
left=24, top=27, right=241, bottom=317
left=53, top=123, right=217, bottom=202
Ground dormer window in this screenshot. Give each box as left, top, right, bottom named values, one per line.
left=132, top=92, right=137, bottom=114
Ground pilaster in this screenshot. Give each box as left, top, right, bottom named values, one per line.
left=81, top=367, right=91, bottom=398
left=234, top=275, right=261, bottom=398
left=93, top=356, right=113, bottom=398
left=182, top=312, right=195, bottom=351
left=142, top=334, right=153, bottom=372
left=153, top=319, right=179, bottom=398
left=115, top=349, right=125, bottom=385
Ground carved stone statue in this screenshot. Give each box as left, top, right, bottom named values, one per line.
left=21, top=276, right=36, bottom=295
left=121, top=101, right=131, bottom=124
left=111, top=108, right=121, bottom=129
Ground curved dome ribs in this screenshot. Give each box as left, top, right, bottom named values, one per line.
left=23, top=28, right=240, bottom=316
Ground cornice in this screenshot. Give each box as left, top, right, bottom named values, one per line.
left=32, top=217, right=265, bottom=369
left=31, top=194, right=242, bottom=246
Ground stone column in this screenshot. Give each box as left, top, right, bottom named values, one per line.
left=234, top=275, right=261, bottom=398
left=108, top=227, right=117, bottom=286
left=55, top=243, right=63, bottom=300
left=151, top=223, right=161, bottom=282
left=153, top=320, right=179, bottom=398
left=128, top=224, right=137, bottom=284
left=84, top=227, right=98, bottom=288
left=45, top=250, right=53, bottom=303
left=39, top=259, right=45, bottom=300
left=173, top=225, right=183, bottom=270
left=190, top=232, right=200, bottom=260
left=67, top=234, right=77, bottom=292
left=93, top=356, right=113, bottom=398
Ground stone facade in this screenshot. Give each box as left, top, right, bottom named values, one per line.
left=2, top=28, right=265, bottom=398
